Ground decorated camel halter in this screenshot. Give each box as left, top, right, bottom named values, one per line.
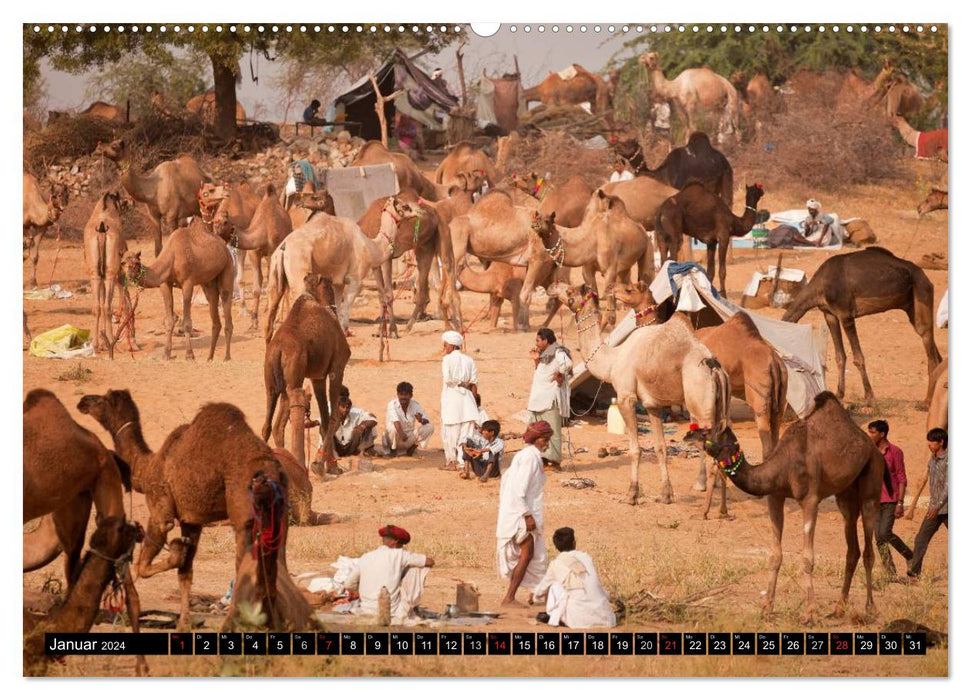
left=544, top=230, right=566, bottom=268
left=705, top=436, right=744, bottom=477
left=633, top=303, right=659, bottom=325
left=571, top=289, right=609, bottom=363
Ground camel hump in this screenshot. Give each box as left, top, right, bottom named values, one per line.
left=725, top=311, right=762, bottom=338
left=23, top=388, right=60, bottom=412
left=194, top=402, right=249, bottom=428
left=810, top=391, right=843, bottom=414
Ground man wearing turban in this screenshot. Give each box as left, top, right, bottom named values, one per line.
left=347, top=525, right=435, bottom=622
left=802, top=198, right=838, bottom=247
left=440, top=330, right=480, bottom=471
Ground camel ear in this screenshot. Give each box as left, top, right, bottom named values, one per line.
left=597, top=188, right=606, bottom=199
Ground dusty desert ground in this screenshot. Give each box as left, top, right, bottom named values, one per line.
left=22, top=160, right=948, bottom=678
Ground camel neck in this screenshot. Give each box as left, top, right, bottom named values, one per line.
left=120, top=165, right=155, bottom=204
left=53, top=553, right=116, bottom=632
left=573, top=308, right=613, bottom=380
left=732, top=198, right=761, bottom=236
left=648, top=68, right=674, bottom=98
left=111, top=421, right=153, bottom=492
left=724, top=449, right=782, bottom=497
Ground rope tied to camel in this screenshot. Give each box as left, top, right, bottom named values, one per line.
left=91, top=530, right=139, bottom=616
left=250, top=476, right=287, bottom=559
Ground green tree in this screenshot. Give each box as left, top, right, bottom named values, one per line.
left=24, top=23, right=463, bottom=141
left=86, top=52, right=208, bottom=120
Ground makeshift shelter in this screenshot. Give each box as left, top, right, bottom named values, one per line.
left=333, top=48, right=459, bottom=142
left=477, top=71, right=522, bottom=133
left=570, top=262, right=828, bottom=419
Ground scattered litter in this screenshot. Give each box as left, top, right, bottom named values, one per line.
left=640, top=442, right=702, bottom=461
left=636, top=423, right=678, bottom=435
left=23, top=284, right=72, bottom=300
left=500, top=431, right=524, bottom=441
left=561, top=477, right=596, bottom=490
left=574, top=446, right=589, bottom=454
left=29, top=324, right=94, bottom=359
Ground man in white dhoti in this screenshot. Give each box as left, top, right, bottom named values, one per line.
left=382, top=381, right=435, bottom=456
left=527, top=328, right=573, bottom=471
left=497, top=420, right=551, bottom=606
left=331, top=395, right=378, bottom=457
left=346, top=525, right=435, bottom=622
left=533, top=527, right=616, bottom=629
left=440, top=330, right=480, bottom=471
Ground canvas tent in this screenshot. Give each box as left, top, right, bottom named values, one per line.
left=334, top=48, right=459, bottom=142
left=569, top=262, right=828, bottom=419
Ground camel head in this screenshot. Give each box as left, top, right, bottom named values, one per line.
left=303, top=272, right=337, bottom=308
left=293, top=188, right=335, bottom=214
left=639, top=52, right=660, bottom=69
left=94, top=138, right=127, bottom=162
left=509, top=171, right=539, bottom=195
left=530, top=211, right=556, bottom=241
left=744, top=182, right=766, bottom=208
left=48, top=181, right=70, bottom=221
left=730, top=71, right=748, bottom=91
left=684, top=424, right=741, bottom=468
left=120, top=250, right=146, bottom=286
left=547, top=283, right=599, bottom=315
left=77, top=389, right=140, bottom=436
left=614, top=280, right=655, bottom=309
left=88, top=516, right=143, bottom=560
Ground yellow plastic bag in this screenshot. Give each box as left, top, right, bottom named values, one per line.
left=28, top=324, right=93, bottom=359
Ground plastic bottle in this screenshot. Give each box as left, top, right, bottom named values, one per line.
left=607, top=397, right=625, bottom=435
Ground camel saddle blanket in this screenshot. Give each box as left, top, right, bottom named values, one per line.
left=319, top=163, right=399, bottom=221
left=916, top=129, right=948, bottom=160
left=557, top=65, right=579, bottom=81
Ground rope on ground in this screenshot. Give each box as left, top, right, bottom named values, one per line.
left=460, top=301, right=492, bottom=340
left=46, top=223, right=63, bottom=287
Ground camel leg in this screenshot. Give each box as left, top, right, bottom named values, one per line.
left=822, top=311, right=847, bottom=400
left=288, top=386, right=308, bottom=467
left=517, top=263, right=545, bottom=332
left=161, top=284, right=176, bottom=360
left=717, top=239, right=729, bottom=296
left=105, top=274, right=120, bottom=354
left=52, top=493, right=93, bottom=587
left=181, top=282, right=195, bottom=360
left=250, top=253, right=265, bottom=331
left=832, top=492, right=861, bottom=619
left=407, top=250, right=433, bottom=331
left=840, top=316, right=875, bottom=404
left=379, top=260, right=399, bottom=339
left=29, top=231, right=42, bottom=288
left=799, top=497, right=821, bottom=625
left=262, top=381, right=280, bottom=444
left=153, top=217, right=165, bottom=258
left=175, top=523, right=203, bottom=631
left=860, top=494, right=879, bottom=617
left=122, top=567, right=149, bottom=676
left=615, top=394, right=641, bottom=505
left=221, top=288, right=234, bottom=361
left=705, top=242, right=717, bottom=287
left=311, top=378, right=335, bottom=468
left=91, top=277, right=105, bottom=353
left=488, top=294, right=502, bottom=327
left=272, top=391, right=290, bottom=449
left=202, top=284, right=221, bottom=362
left=763, top=493, right=785, bottom=617
left=908, top=294, right=942, bottom=377
left=136, top=517, right=186, bottom=579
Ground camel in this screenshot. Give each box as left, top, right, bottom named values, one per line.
left=264, top=273, right=351, bottom=470
left=24, top=517, right=147, bottom=677
left=885, top=74, right=925, bottom=119
left=917, top=188, right=948, bottom=215
left=77, top=390, right=294, bottom=630
left=891, top=115, right=948, bottom=161
left=522, top=64, right=611, bottom=113
left=655, top=183, right=765, bottom=295
left=83, top=191, right=132, bottom=356
left=288, top=184, right=336, bottom=229
left=264, top=213, right=389, bottom=334
left=435, top=141, right=498, bottom=189
left=530, top=190, right=655, bottom=327
left=200, top=180, right=260, bottom=233
left=23, top=172, right=70, bottom=288
left=783, top=247, right=941, bottom=405
left=687, top=392, right=886, bottom=624
left=121, top=219, right=234, bottom=361
left=600, top=176, right=679, bottom=233
left=548, top=283, right=731, bottom=507
left=458, top=261, right=563, bottom=331
left=904, top=358, right=948, bottom=521
left=639, top=52, right=740, bottom=142
left=95, top=138, right=206, bottom=256
left=351, top=141, right=453, bottom=201
left=186, top=91, right=247, bottom=123
left=213, top=184, right=293, bottom=329
left=731, top=69, right=778, bottom=123
left=81, top=100, right=127, bottom=123
left=507, top=173, right=594, bottom=228
left=358, top=190, right=462, bottom=336
left=836, top=60, right=896, bottom=110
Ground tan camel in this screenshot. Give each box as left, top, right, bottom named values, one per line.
left=904, top=358, right=947, bottom=521
left=24, top=517, right=147, bottom=677
left=264, top=274, right=351, bottom=470
left=288, top=184, right=336, bottom=229
left=731, top=69, right=777, bottom=119
left=95, top=138, right=206, bottom=256
left=687, top=392, right=886, bottom=624
left=83, top=192, right=132, bottom=356
left=782, top=247, right=941, bottom=405
left=885, top=74, right=925, bottom=119
left=81, top=101, right=127, bottom=123
left=199, top=180, right=260, bottom=233
left=351, top=141, right=453, bottom=201
left=458, top=261, right=563, bottom=331
left=23, top=173, right=70, bottom=288
left=548, top=283, right=731, bottom=507
left=507, top=173, right=594, bottom=228
left=264, top=214, right=389, bottom=335
left=531, top=190, right=655, bottom=327
left=522, top=64, right=611, bottom=113
left=435, top=141, right=498, bottom=189
left=121, top=220, right=234, bottom=361
left=186, top=91, right=247, bottom=123
left=77, top=390, right=302, bottom=631
left=600, top=176, right=679, bottom=232
left=836, top=60, right=896, bottom=110
left=639, top=51, right=740, bottom=141
left=918, top=188, right=948, bottom=215
left=213, top=184, right=292, bottom=329
left=495, top=131, right=519, bottom=174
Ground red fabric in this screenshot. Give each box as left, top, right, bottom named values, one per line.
left=379, top=525, right=411, bottom=545
left=916, top=129, right=948, bottom=159
left=524, top=420, right=554, bottom=444
left=880, top=442, right=908, bottom=503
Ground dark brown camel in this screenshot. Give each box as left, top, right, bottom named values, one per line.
left=24, top=517, right=147, bottom=676
left=687, top=392, right=888, bottom=624
left=917, top=189, right=947, bottom=216
left=782, top=247, right=941, bottom=405
left=655, top=182, right=765, bottom=295
left=263, top=273, right=351, bottom=472
left=614, top=131, right=734, bottom=207
left=76, top=390, right=293, bottom=631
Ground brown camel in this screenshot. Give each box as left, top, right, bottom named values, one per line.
left=548, top=283, right=731, bottom=508
left=213, top=183, right=293, bottom=330
left=458, top=261, right=563, bottom=331
left=639, top=51, right=740, bottom=141
left=76, top=390, right=297, bottom=630
left=83, top=191, right=132, bottom=356
left=522, top=64, right=611, bottom=113
left=23, top=172, right=70, bottom=287
left=836, top=60, right=896, bottom=110
left=200, top=180, right=260, bottom=233
left=351, top=141, right=452, bottom=201
left=288, top=183, right=337, bottom=229
left=782, top=247, right=941, bottom=405
left=186, top=91, right=247, bottom=123
left=507, top=173, right=594, bottom=228
left=81, top=100, right=127, bottom=123
left=904, top=358, right=947, bottom=521
left=435, top=141, right=498, bottom=189
left=121, top=219, right=234, bottom=361
left=655, top=183, right=765, bottom=295
left=917, top=188, right=948, bottom=215
left=95, top=138, right=206, bottom=256
left=530, top=190, right=655, bottom=327
left=687, top=392, right=886, bottom=624
left=731, top=69, right=778, bottom=123
left=24, top=517, right=147, bottom=677
left=885, top=74, right=925, bottom=119
left=600, top=176, right=679, bottom=232
left=264, top=273, right=351, bottom=471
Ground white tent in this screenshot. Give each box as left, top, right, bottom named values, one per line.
left=569, top=261, right=828, bottom=418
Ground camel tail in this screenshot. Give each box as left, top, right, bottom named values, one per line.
left=264, top=247, right=289, bottom=343
left=768, top=356, right=787, bottom=443
left=713, top=360, right=731, bottom=434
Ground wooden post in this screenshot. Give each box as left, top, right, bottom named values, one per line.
left=456, top=40, right=469, bottom=107
left=369, top=73, right=404, bottom=148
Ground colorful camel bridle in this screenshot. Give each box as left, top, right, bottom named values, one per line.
left=532, top=213, right=566, bottom=267
left=703, top=435, right=744, bottom=476
left=568, top=288, right=610, bottom=364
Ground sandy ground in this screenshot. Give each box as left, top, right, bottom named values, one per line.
left=23, top=165, right=948, bottom=678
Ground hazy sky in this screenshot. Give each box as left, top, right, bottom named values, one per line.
left=38, top=25, right=646, bottom=121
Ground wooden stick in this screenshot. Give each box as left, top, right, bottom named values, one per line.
left=456, top=40, right=469, bottom=107
left=368, top=73, right=404, bottom=148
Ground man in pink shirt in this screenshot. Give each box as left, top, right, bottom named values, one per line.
left=868, top=420, right=914, bottom=577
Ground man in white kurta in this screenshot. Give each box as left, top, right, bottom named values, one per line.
left=329, top=396, right=378, bottom=457
left=497, top=421, right=551, bottom=606
left=527, top=328, right=574, bottom=469
left=346, top=525, right=434, bottom=622
left=383, top=381, right=435, bottom=456
left=533, top=527, right=616, bottom=628
left=440, top=330, right=480, bottom=470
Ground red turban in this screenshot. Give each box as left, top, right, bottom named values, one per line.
left=524, top=420, right=554, bottom=444
left=379, top=524, right=411, bottom=545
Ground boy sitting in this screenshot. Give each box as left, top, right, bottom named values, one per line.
left=461, top=419, right=504, bottom=482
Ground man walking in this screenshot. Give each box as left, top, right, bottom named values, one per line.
left=527, top=328, right=573, bottom=471
left=440, top=330, right=479, bottom=471
left=908, top=428, right=948, bottom=579
left=867, top=420, right=913, bottom=576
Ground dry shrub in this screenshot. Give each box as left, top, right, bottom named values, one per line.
left=503, top=130, right=611, bottom=190
left=732, top=96, right=902, bottom=191
left=24, top=116, right=123, bottom=174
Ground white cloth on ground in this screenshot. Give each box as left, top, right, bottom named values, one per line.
left=346, top=545, right=429, bottom=621
left=533, top=550, right=616, bottom=628
left=496, top=444, right=548, bottom=588
left=527, top=346, right=573, bottom=418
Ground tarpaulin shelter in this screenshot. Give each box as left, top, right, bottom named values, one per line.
left=569, top=262, right=828, bottom=418
left=477, top=71, right=522, bottom=133
left=334, top=48, right=459, bottom=141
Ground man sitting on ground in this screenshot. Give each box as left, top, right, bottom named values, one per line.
left=461, top=419, right=504, bottom=482
left=346, top=525, right=435, bottom=622
left=383, top=381, right=435, bottom=457
left=333, top=395, right=378, bottom=457
left=533, top=527, right=616, bottom=628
